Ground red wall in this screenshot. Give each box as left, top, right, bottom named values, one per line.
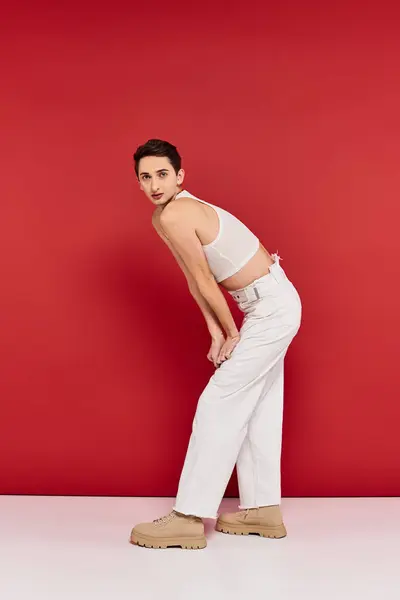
left=1, top=1, right=399, bottom=497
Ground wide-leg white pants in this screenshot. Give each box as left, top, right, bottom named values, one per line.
left=173, top=253, right=302, bottom=519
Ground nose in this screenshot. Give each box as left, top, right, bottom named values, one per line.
left=151, top=180, right=160, bottom=193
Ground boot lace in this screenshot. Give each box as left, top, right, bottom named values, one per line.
left=239, top=508, right=256, bottom=520
left=153, top=511, right=176, bottom=526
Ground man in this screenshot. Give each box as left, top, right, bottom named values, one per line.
left=129, top=139, right=302, bottom=549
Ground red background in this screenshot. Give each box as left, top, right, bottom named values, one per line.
left=1, top=1, right=399, bottom=497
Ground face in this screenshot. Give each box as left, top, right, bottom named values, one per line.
left=137, top=155, right=185, bottom=206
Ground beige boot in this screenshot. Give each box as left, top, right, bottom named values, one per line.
left=130, top=510, right=207, bottom=549
left=216, top=504, right=287, bottom=538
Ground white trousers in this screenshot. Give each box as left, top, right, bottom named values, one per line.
left=173, top=253, right=302, bottom=519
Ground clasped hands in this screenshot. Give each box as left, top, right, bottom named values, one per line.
left=207, top=330, right=241, bottom=368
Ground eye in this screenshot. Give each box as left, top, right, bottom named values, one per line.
left=142, top=175, right=150, bottom=180
left=160, top=171, right=167, bottom=177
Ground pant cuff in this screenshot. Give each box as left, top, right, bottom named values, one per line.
left=238, top=501, right=281, bottom=509
left=172, top=505, right=218, bottom=520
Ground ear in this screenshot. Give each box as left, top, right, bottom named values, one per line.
left=177, top=168, right=185, bottom=186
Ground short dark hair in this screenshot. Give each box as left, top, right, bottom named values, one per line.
left=133, top=139, right=182, bottom=178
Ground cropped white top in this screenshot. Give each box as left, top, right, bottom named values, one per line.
left=176, top=190, right=260, bottom=283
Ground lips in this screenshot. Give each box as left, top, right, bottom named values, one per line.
left=152, top=193, right=163, bottom=199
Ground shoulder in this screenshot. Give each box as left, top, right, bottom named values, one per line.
left=151, top=200, right=197, bottom=237
left=159, top=197, right=198, bottom=224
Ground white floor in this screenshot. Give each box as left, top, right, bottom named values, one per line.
left=0, top=496, right=399, bottom=600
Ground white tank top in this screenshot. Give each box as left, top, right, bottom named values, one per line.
left=175, top=190, right=260, bottom=283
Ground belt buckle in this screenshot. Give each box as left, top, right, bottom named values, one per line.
left=233, top=285, right=260, bottom=303
left=250, top=285, right=261, bottom=301
left=244, top=285, right=260, bottom=302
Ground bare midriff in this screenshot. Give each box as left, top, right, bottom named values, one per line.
left=217, top=242, right=274, bottom=291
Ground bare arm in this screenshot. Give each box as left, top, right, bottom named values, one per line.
left=188, top=282, right=225, bottom=339
left=194, top=277, right=239, bottom=338
left=152, top=209, right=225, bottom=338
left=157, top=203, right=240, bottom=339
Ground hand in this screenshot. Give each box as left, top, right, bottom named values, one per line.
left=216, top=333, right=241, bottom=366
left=207, top=330, right=226, bottom=368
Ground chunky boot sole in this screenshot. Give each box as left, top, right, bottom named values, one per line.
left=130, top=530, right=207, bottom=549
left=215, top=520, right=287, bottom=538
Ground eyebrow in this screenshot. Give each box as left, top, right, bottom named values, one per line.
left=139, top=169, right=169, bottom=176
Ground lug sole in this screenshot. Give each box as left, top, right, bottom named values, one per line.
left=215, top=520, right=287, bottom=538
left=130, top=530, right=207, bottom=549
